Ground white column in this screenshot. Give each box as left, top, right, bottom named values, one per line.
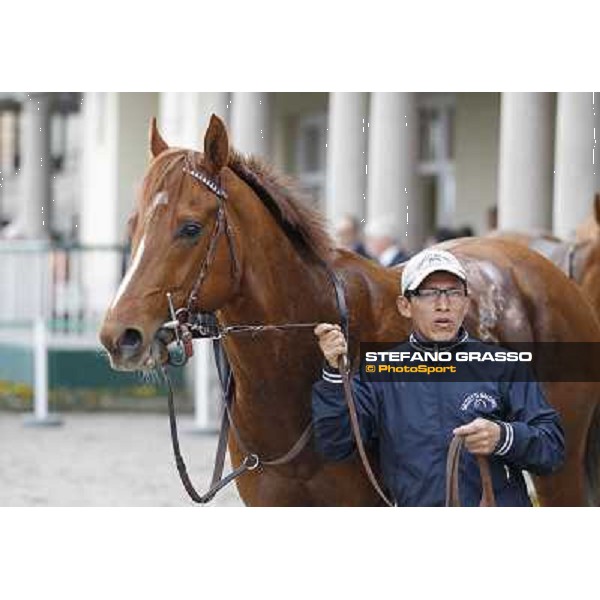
left=159, top=93, right=230, bottom=429
left=594, top=92, right=600, bottom=192
left=0, top=111, right=17, bottom=173
left=325, top=92, right=368, bottom=224
left=19, top=93, right=52, bottom=238
left=554, top=92, right=596, bottom=239
left=231, top=92, right=272, bottom=158
left=192, top=340, right=217, bottom=432
left=497, top=93, right=554, bottom=231
left=80, top=92, right=159, bottom=319
left=367, top=92, right=423, bottom=250
left=159, top=92, right=230, bottom=149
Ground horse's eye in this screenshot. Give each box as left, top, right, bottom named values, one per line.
left=177, top=222, right=203, bottom=239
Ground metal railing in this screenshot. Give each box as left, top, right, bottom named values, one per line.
left=0, top=240, right=128, bottom=338
left=0, top=239, right=219, bottom=430
left=0, top=240, right=127, bottom=424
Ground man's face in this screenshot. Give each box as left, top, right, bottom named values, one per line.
left=396, top=271, right=470, bottom=342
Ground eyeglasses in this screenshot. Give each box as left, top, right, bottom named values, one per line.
left=409, top=287, right=467, bottom=301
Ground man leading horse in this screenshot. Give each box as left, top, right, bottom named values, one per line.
left=312, top=248, right=565, bottom=506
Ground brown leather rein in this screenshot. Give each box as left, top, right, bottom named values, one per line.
left=446, top=435, right=496, bottom=507
left=158, top=157, right=494, bottom=507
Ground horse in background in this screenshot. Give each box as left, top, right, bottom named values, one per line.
left=489, top=194, right=600, bottom=321
left=100, top=115, right=600, bottom=506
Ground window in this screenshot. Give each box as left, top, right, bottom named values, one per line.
left=293, top=113, right=327, bottom=208
left=419, top=106, right=455, bottom=162
left=418, top=95, right=456, bottom=229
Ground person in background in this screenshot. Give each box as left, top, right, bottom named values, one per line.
left=364, top=216, right=409, bottom=266
left=335, top=214, right=371, bottom=259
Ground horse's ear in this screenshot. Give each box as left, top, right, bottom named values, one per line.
left=149, top=117, right=168, bottom=158
left=203, top=114, right=229, bottom=175
left=595, top=193, right=600, bottom=227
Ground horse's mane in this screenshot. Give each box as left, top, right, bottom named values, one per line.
left=138, top=148, right=335, bottom=265
left=227, top=151, right=335, bottom=265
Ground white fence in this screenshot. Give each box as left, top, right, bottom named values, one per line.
left=0, top=240, right=220, bottom=430
left=0, top=239, right=127, bottom=337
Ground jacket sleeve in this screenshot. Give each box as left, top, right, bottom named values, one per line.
left=311, top=364, right=379, bottom=461
left=493, top=370, right=565, bottom=475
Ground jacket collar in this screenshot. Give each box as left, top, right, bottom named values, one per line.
left=408, top=325, right=469, bottom=353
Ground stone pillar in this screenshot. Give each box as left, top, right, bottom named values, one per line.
left=0, top=110, right=19, bottom=225
left=325, top=92, right=368, bottom=224
left=0, top=111, right=17, bottom=173
left=159, top=92, right=230, bottom=149
left=80, top=92, right=159, bottom=320
left=156, top=94, right=228, bottom=429
left=19, top=93, right=52, bottom=238
left=594, top=92, right=600, bottom=192
left=554, top=92, right=596, bottom=239
left=367, top=92, right=423, bottom=250
left=230, top=92, right=272, bottom=158
left=497, top=93, right=554, bottom=232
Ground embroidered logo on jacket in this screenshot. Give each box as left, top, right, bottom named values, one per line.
left=460, top=391, right=498, bottom=412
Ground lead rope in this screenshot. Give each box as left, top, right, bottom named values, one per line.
left=338, top=355, right=394, bottom=507
left=161, top=365, right=259, bottom=504
left=445, top=435, right=496, bottom=507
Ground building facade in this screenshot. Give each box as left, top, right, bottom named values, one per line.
left=1, top=91, right=599, bottom=249
left=1, top=92, right=598, bottom=420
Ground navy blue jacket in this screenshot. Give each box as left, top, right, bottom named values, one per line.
left=311, top=328, right=565, bottom=506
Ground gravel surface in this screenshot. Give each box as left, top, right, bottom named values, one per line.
left=0, top=412, right=243, bottom=506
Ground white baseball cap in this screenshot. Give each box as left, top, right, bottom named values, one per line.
left=401, top=248, right=467, bottom=295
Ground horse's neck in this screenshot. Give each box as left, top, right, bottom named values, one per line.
left=217, top=236, right=336, bottom=386
left=223, top=250, right=332, bottom=327
left=215, top=248, right=334, bottom=456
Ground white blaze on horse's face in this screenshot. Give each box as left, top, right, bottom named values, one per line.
left=110, top=235, right=146, bottom=310
left=151, top=191, right=169, bottom=210
left=109, top=192, right=168, bottom=311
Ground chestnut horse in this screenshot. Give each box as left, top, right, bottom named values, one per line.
left=489, top=194, right=600, bottom=321
left=100, top=115, right=600, bottom=506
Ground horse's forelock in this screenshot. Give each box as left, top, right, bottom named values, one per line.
left=140, top=150, right=188, bottom=208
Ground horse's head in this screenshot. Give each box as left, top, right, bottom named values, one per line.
left=99, top=115, right=240, bottom=371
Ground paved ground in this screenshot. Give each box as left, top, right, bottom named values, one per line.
left=0, top=412, right=243, bottom=506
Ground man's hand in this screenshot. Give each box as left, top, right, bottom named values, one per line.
left=314, top=323, right=347, bottom=370
left=452, top=418, right=501, bottom=456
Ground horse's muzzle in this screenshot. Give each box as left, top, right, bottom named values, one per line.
left=100, top=320, right=166, bottom=372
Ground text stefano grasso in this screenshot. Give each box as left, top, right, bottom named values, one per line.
left=364, top=350, right=533, bottom=363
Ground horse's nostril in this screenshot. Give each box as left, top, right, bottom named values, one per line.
left=118, top=328, right=144, bottom=353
